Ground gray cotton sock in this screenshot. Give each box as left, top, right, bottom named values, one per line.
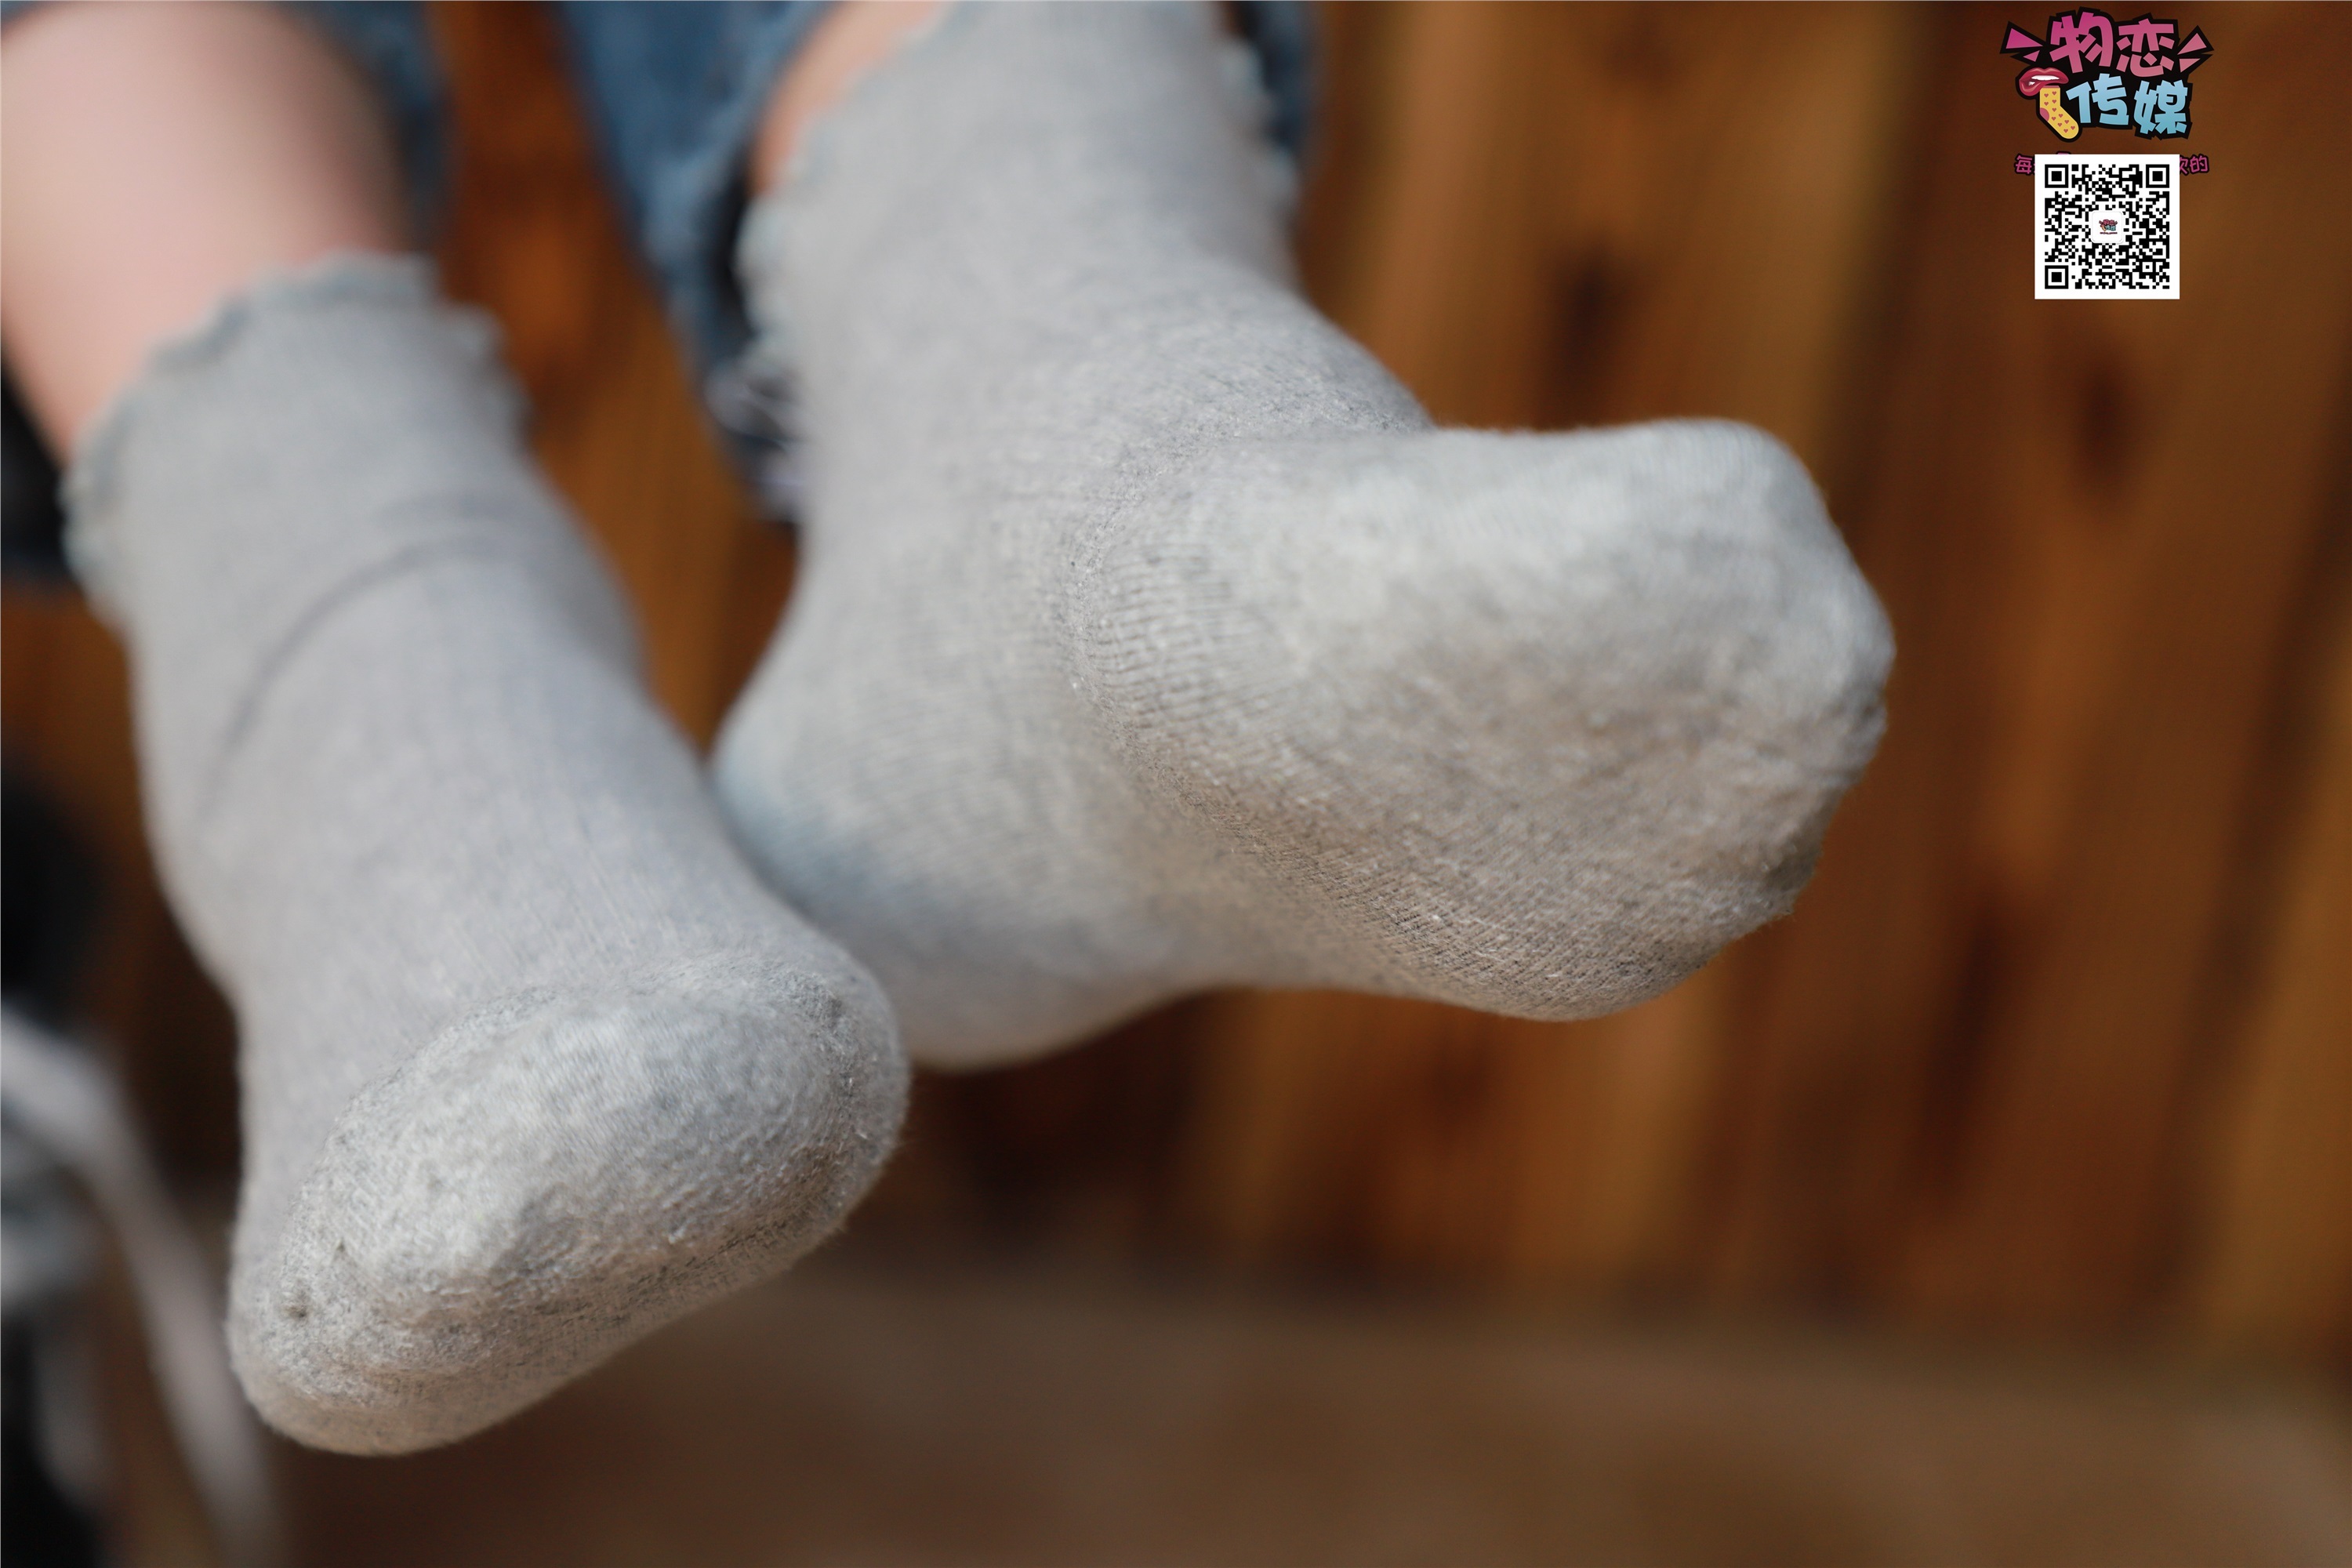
left=715, top=1, right=1893, bottom=1069
left=67, top=257, right=906, bottom=1455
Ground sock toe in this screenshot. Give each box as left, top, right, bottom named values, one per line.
left=230, top=949, right=903, bottom=1454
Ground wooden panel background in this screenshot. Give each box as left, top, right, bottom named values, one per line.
left=3, top=2, right=2345, bottom=1372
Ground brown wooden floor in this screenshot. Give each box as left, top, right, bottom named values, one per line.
left=88, top=1243, right=2352, bottom=1568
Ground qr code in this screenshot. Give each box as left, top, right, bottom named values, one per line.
left=2037, top=154, right=2178, bottom=299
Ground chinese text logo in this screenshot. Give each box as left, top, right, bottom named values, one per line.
left=2002, top=13, right=2210, bottom=140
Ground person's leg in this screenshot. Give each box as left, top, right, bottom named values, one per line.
left=751, top=1, right=942, bottom=180
left=1, top=2, right=405, bottom=448
left=707, top=1, right=1893, bottom=1067
left=552, top=1, right=1307, bottom=514
left=2, top=2, right=903, bottom=1454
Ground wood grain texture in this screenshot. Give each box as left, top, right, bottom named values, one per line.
left=980, top=1, right=2352, bottom=1364
left=3, top=2, right=2343, bottom=1374
left=2185, top=405, right=2352, bottom=1364
left=1694, top=2, right=2352, bottom=1341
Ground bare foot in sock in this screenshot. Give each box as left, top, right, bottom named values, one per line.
left=5, top=7, right=902, bottom=1454
left=713, top=2, right=1893, bottom=1067
left=80, top=264, right=902, bottom=1456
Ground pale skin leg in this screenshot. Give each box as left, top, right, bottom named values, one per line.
left=1, top=2, right=406, bottom=454
left=0, top=0, right=935, bottom=457
left=753, top=0, right=946, bottom=193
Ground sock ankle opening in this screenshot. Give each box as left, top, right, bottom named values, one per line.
left=62, top=253, right=507, bottom=618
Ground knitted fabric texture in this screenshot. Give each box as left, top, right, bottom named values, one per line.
left=70, top=256, right=906, bottom=1454
left=713, top=2, right=1893, bottom=1067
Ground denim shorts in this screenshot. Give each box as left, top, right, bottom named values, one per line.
left=0, top=1, right=1314, bottom=567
